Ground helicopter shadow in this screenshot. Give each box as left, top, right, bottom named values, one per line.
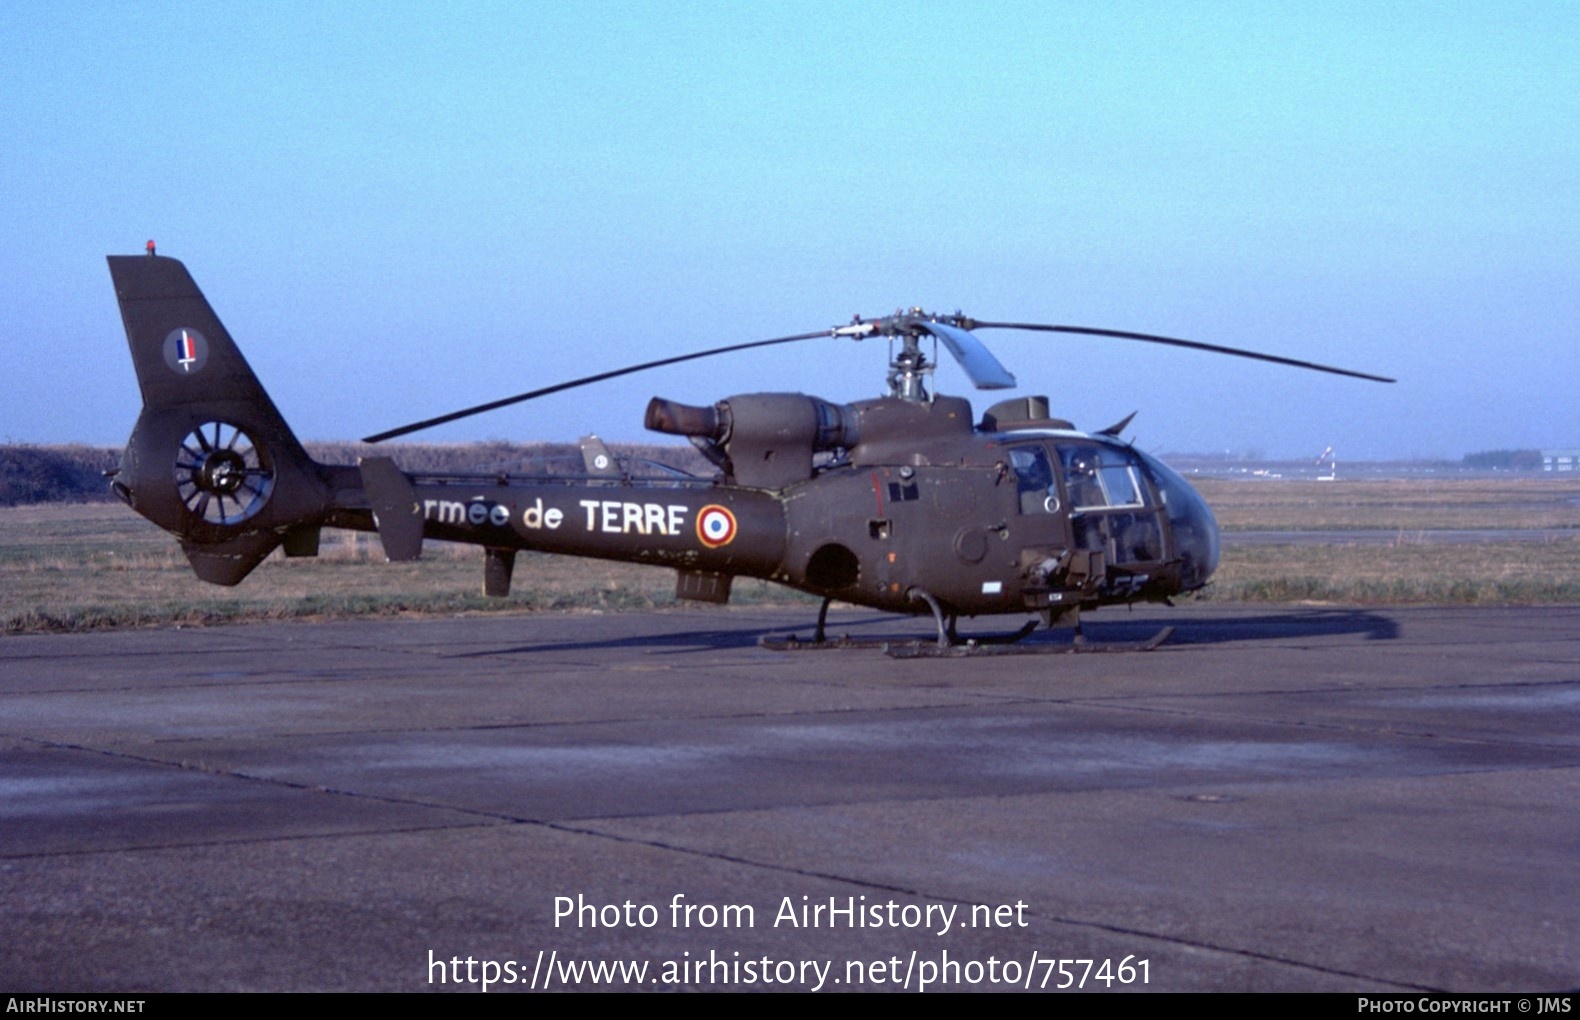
left=446, top=623, right=773, bottom=659
left=448, top=606, right=1399, bottom=659
left=1143, top=608, right=1400, bottom=646
left=831, top=607, right=1401, bottom=650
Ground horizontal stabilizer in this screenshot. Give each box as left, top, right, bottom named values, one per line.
left=580, top=435, right=624, bottom=478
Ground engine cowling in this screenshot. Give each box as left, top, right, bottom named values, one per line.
left=646, top=393, right=860, bottom=489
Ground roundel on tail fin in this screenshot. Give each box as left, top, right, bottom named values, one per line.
left=162, top=328, right=209, bottom=375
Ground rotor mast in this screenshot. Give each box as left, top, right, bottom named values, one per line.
left=886, top=333, right=934, bottom=402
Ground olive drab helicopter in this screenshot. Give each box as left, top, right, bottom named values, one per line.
left=106, top=247, right=1393, bottom=654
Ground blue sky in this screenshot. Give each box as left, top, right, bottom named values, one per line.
left=4, top=1, right=1575, bottom=459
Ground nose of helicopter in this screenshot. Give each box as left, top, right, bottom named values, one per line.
left=1137, top=451, right=1221, bottom=591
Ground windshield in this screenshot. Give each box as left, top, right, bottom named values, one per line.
left=1131, top=446, right=1220, bottom=590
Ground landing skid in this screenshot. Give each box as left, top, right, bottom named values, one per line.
left=758, top=594, right=1175, bottom=656
left=759, top=625, right=1174, bottom=656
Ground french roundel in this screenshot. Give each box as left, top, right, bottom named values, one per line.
left=696, top=504, right=737, bottom=548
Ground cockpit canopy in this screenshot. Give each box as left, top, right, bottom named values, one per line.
left=1008, top=434, right=1220, bottom=591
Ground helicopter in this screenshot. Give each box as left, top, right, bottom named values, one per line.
left=105, top=248, right=1392, bottom=653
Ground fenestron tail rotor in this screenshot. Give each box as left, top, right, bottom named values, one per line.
left=174, top=421, right=275, bottom=525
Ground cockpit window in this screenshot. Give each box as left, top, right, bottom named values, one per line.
left=1055, top=444, right=1147, bottom=510
left=1008, top=446, right=1058, bottom=514
left=1098, top=463, right=1144, bottom=507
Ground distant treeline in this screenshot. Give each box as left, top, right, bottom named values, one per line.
left=0, top=446, right=121, bottom=506
left=0, top=441, right=711, bottom=506
left=1461, top=449, right=1543, bottom=471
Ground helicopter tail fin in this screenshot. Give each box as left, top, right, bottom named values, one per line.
left=107, top=252, right=339, bottom=586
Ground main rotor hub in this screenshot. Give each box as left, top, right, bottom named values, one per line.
left=840, top=309, right=979, bottom=403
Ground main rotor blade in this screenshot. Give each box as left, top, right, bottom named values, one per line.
left=970, top=321, right=1396, bottom=383
left=912, top=320, right=1016, bottom=389
left=362, top=329, right=830, bottom=443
